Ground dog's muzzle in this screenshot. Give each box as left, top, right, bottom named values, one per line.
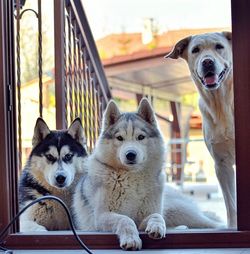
left=202, top=58, right=215, bottom=70
left=55, top=171, right=67, bottom=187
left=125, top=150, right=137, bottom=164
left=199, top=58, right=228, bottom=90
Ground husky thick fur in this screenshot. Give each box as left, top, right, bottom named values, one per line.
left=74, top=99, right=166, bottom=250
left=19, top=118, right=87, bottom=231
left=73, top=98, right=223, bottom=250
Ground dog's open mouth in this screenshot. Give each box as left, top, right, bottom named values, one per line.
left=200, top=66, right=228, bottom=90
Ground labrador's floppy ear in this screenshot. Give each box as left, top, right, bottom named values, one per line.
left=67, top=118, right=86, bottom=147
left=222, top=31, right=232, bottom=41
left=32, top=118, right=51, bottom=148
left=165, top=36, right=191, bottom=60
left=137, top=98, right=157, bottom=126
left=102, top=100, right=121, bottom=130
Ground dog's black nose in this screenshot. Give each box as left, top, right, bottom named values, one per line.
left=55, top=174, right=66, bottom=185
left=126, top=150, right=137, bottom=162
left=202, top=58, right=214, bottom=68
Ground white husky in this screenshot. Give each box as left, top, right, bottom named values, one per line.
left=73, top=98, right=224, bottom=250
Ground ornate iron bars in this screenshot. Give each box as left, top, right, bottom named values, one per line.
left=14, top=0, right=112, bottom=170
left=54, top=0, right=111, bottom=150
left=14, top=0, right=43, bottom=170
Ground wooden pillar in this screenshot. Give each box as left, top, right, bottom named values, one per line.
left=170, top=101, right=182, bottom=183
left=54, top=0, right=66, bottom=129
left=0, top=0, right=18, bottom=234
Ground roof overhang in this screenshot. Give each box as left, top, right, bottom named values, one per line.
left=102, top=46, right=196, bottom=102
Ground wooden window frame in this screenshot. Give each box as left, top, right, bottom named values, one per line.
left=1, top=0, right=250, bottom=250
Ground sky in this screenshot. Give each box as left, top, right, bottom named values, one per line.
left=82, top=0, right=232, bottom=40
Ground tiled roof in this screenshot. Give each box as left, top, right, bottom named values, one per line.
left=96, top=27, right=230, bottom=63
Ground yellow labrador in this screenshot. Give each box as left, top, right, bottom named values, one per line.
left=165, top=32, right=236, bottom=228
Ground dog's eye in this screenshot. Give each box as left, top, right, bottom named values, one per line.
left=215, top=43, right=224, bottom=50
left=45, top=154, right=56, bottom=162
left=137, top=134, right=145, bottom=141
left=64, top=153, right=73, bottom=162
left=116, top=136, right=124, bottom=141
left=191, top=46, right=200, bottom=54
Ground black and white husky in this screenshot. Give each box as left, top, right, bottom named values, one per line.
left=19, top=118, right=87, bottom=231
left=73, top=98, right=223, bottom=250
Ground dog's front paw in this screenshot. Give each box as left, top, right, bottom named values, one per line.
left=120, top=233, right=142, bottom=251
left=145, top=213, right=166, bottom=239
left=146, top=221, right=166, bottom=239
left=20, top=220, right=47, bottom=232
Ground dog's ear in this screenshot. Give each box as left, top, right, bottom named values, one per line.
left=32, top=118, right=50, bottom=148
left=67, top=118, right=86, bottom=147
left=103, top=100, right=121, bottom=130
left=222, top=31, right=232, bottom=41
left=137, top=98, right=157, bottom=126
left=165, top=36, right=191, bottom=60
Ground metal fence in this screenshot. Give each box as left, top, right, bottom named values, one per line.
left=14, top=0, right=112, bottom=169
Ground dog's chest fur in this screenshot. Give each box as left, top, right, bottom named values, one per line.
left=29, top=192, right=71, bottom=230
left=88, top=158, right=165, bottom=226
left=20, top=171, right=81, bottom=230
left=106, top=170, right=154, bottom=219
left=198, top=79, right=234, bottom=143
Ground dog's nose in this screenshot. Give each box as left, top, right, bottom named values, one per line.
left=126, top=150, right=137, bottom=162
left=55, top=173, right=66, bottom=185
left=202, top=58, right=214, bottom=68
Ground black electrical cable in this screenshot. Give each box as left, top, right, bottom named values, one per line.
left=0, top=245, right=9, bottom=253
left=0, top=195, right=93, bottom=254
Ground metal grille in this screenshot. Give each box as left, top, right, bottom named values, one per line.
left=14, top=0, right=44, bottom=170
left=55, top=0, right=111, bottom=151
left=14, top=0, right=112, bottom=169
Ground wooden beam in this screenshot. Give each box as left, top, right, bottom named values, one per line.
left=231, top=0, right=250, bottom=230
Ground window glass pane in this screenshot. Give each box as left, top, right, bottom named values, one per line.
left=85, top=0, right=234, bottom=231
left=16, top=0, right=236, bottom=243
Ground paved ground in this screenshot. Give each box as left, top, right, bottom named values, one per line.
left=181, top=183, right=227, bottom=225
left=168, top=181, right=227, bottom=225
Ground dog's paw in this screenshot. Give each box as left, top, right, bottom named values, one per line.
left=120, top=234, right=142, bottom=251
left=20, top=220, right=47, bottom=232
left=145, top=222, right=166, bottom=239
left=145, top=213, right=166, bottom=239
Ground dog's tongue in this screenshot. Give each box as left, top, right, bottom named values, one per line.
left=203, top=74, right=218, bottom=85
